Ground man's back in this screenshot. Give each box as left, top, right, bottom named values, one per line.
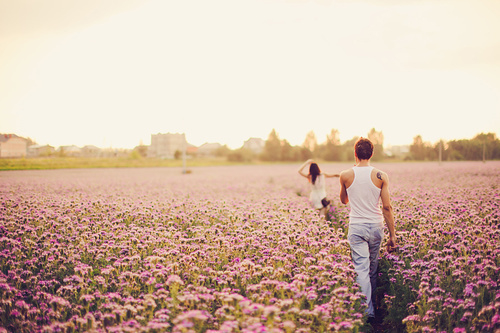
left=346, top=166, right=384, bottom=224
left=340, top=166, right=384, bottom=191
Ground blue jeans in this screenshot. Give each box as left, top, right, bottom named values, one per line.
left=347, top=222, right=384, bottom=317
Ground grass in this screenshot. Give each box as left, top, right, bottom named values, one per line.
left=0, top=156, right=245, bottom=171
left=0, top=156, right=422, bottom=171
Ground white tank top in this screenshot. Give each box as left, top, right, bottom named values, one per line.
left=347, top=166, right=383, bottom=224
left=309, top=174, right=327, bottom=208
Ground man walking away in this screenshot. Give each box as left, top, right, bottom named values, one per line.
left=339, top=137, right=397, bottom=321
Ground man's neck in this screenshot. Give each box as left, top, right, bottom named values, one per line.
left=355, top=159, right=370, bottom=167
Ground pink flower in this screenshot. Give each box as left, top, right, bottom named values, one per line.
left=166, top=274, right=184, bottom=286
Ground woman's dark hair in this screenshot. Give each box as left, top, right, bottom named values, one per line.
left=309, top=163, right=321, bottom=184
left=355, top=137, right=374, bottom=160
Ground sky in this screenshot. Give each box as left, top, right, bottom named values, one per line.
left=1, top=0, right=499, bottom=149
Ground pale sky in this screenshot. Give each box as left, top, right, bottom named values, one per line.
left=1, top=0, right=499, bottom=149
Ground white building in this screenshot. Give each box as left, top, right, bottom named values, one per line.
left=0, top=134, right=27, bottom=158
left=81, top=145, right=102, bottom=157
left=28, top=144, right=55, bottom=157
left=197, top=142, right=222, bottom=157
left=148, top=133, right=187, bottom=159
left=384, top=145, right=410, bottom=158
left=242, top=137, right=265, bottom=154
left=57, top=145, right=82, bottom=157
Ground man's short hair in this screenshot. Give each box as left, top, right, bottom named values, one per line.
left=355, top=137, right=373, bottom=160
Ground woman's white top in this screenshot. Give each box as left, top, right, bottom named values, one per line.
left=309, top=174, right=327, bottom=209
left=346, top=166, right=384, bottom=224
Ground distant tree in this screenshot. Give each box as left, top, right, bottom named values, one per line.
left=343, top=136, right=360, bottom=162
left=473, top=132, right=497, bottom=143
left=129, top=150, right=143, bottom=160
left=302, top=131, right=317, bottom=156
left=26, top=137, right=37, bottom=147
left=368, top=128, right=384, bottom=161
left=426, top=143, right=437, bottom=161
left=58, top=147, right=67, bottom=158
left=447, top=139, right=469, bottom=161
left=298, top=146, right=313, bottom=161
left=472, top=132, right=499, bottom=160
left=281, top=139, right=295, bottom=161
left=432, top=140, right=447, bottom=162
left=227, top=148, right=254, bottom=162
left=261, top=129, right=282, bottom=161
left=410, top=135, right=438, bottom=160
left=133, top=145, right=148, bottom=158
left=174, top=150, right=182, bottom=160
left=323, top=129, right=342, bottom=161
left=215, top=145, right=231, bottom=158
left=327, top=129, right=341, bottom=145
left=410, top=135, right=426, bottom=160
left=446, top=135, right=497, bottom=161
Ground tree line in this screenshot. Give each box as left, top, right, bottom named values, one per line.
left=218, top=129, right=500, bottom=162
left=410, top=132, right=500, bottom=161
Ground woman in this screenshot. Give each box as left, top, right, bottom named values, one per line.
left=298, top=159, right=339, bottom=219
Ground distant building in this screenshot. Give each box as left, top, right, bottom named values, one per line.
left=81, top=145, right=102, bottom=157
left=197, top=142, right=222, bottom=157
left=28, top=144, right=55, bottom=157
left=148, top=133, right=187, bottom=159
left=186, top=144, right=198, bottom=155
left=57, top=145, right=82, bottom=157
left=385, top=145, right=410, bottom=158
left=0, top=134, right=27, bottom=158
left=242, top=137, right=265, bottom=154
left=101, top=147, right=130, bottom=158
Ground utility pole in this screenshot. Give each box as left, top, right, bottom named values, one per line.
left=438, top=140, right=442, bottom=166
left=483, top=141, right=486, bottom=163
left=182, top=134, right=187, bottom=174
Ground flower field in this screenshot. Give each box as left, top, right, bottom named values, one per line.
left=0, top=162, right=499, bottom=332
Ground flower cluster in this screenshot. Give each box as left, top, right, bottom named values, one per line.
left=1, top=161, right=498, bottom=332
left=0, top=165, right=363, bottom=332
left=377, top=161, right=500, bottom=332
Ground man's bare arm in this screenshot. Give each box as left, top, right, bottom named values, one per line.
left=339, top=172, right=349, bottom=204
left=380, top=172, right=397, bottom=252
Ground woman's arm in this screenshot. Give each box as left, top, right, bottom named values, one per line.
left=298, top=159, right=313, bottom=178
left=323, top=173, right=340, bottom=178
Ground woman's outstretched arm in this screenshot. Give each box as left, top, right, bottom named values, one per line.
left=323, top=172, right=340, bottom=178
left=298, top=159, right=313, bottom=178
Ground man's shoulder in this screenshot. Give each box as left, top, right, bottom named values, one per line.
left=340, top=168, right=355, bottom=180
left=372, top=167, right=389, bottom=181
left=340, top=168, right=354, bottom=175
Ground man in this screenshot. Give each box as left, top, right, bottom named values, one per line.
left=339, top=137, right=397, bottom=321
